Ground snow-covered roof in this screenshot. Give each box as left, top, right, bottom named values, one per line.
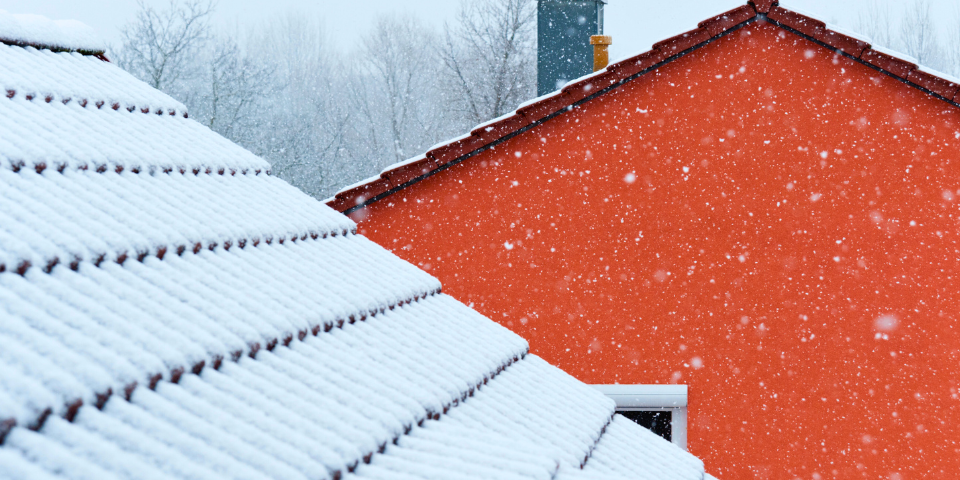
left=0, top=13, right=708, bottom=480
left=328, top=0, right=960, bottom=214
left=0, top=10, right=105, bottom=54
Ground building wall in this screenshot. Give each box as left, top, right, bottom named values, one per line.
left=353, top=22, right=960, bottom=479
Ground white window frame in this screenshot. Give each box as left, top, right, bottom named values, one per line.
left=591, top=384, right=688, bottom=451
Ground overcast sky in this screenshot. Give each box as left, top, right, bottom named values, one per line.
left=2, top=0, right=957, bottom=59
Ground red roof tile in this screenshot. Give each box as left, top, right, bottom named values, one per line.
left=653, top=28, right=713, bottom=57
left=908, top=69, right=960, bottom=100
left=748, top=0, right=778, bottom=14
left=698, top=5, right=757, bottom=37
left=608, top=48, right=672, bottom=78
left=427, top=135, right=489, bottom=167
left=766, top=6, right=825, bottom=36
left=470, top=113, right=536, bottom=145
left=516, top=92, right=574, bottom=123
left=767, top=6, right=870, bottom=57
left=861, top=48, right=917, bottom=78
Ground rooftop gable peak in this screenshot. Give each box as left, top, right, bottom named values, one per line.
left=748, top=0, right=778, bottom=14
left=329, top=1, right=960, bottom=214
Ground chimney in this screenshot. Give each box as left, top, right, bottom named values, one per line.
left=537, top=0, right=606, bottom=96
left=590, top=35, right=612, bottom=71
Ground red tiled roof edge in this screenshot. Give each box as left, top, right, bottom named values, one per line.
left=328, top=0, right=960, bottom=214
left=0, top=37, right=107, bottom=58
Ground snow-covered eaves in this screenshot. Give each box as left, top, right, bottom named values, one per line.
left=328, top=0, right=960, bottom=214
left=0, top=10, right=105, bottom=55
left=557, top=415, right=705, bottom=480
left=0, top=43, right=189, bottom=118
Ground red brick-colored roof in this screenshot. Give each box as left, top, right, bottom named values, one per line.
left=328, top=0, right=960, bottom=214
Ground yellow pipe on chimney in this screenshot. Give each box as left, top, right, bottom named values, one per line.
left=590, top=35, right=612, bottom=71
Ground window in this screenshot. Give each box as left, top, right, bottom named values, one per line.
left=591, top=384, right=688, bottom=450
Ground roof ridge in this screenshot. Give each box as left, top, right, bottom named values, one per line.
left=5, top=88, right=189, bottom=119
left=0, top=222, right=352, bottom=283
left=763, top=6, right=960, bottom=101
left=0, top=287, right=444, bottom=430
left=5, top=155, right=267, bottom=177
left=0, top=291, right=526, bottom=480
left=328, top=0, right=960, bottom=214
left=577, top=414, right=615, bottom=470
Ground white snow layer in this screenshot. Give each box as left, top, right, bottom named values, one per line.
left=564, top=414, right=705, bottom=480
left=0, top=37, right=705, bottom=480
left=0, top=11, right=105, bottom=53
left=0, top=44, right=187, bottom=116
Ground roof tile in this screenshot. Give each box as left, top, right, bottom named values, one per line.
left=748, top=0, right=778, bottom=14
left=816, top=28, right=871, bottom=57
left=330, top=177, right=392, bottom=211
left=608, top=49, right=672, bottom=78
left=907, top=69, right=960, bottom=100
left=469, top=113, right=535, bottom=145
left=381, top=156, right=440, bottom=187
left=560, top=72, right=621, bottom=103
left=768, top=7, right=869, bottom=57
left=652, top=28, right=713, bottom=57
left=767, top=6, right=826, bottom=37
left=698, top=6, right=757, bottom=37
left=860, top=48, right=917, bottom=78
left=426, top=135, right=489, bottom=167
left=516, top=91, right=574, bottom=123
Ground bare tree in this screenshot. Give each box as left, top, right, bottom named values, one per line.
left=899, top=0, right=943, bottom=67
left=440, top=0, right=536, bottom=128
left=946, top=7, right=960, bottom=76
left=112, top=0, right=544, bottom=200
left=352, top=15, right=448, bottom=166
left=190, top=38, right=275, bottom=144
left=857, top=0, right=895, bottom=50
left=247, top=14, right=353, bottom=197
left=117, top=0, right=214, bottom=91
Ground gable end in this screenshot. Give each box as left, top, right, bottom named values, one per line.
left=329, top=1, right=960, bottom=214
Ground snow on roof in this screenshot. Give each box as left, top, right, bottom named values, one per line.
left=917, top=64, right=960, bottom=86
left=0, top=43, right=188, bottom=117
left=328, top=0, right=960, bottom=214
left=0, top=18, right=706, bottom=480
left=0, top=10, right=105, bottom=54
left=558, top=415, right=705, bottom=480
left=868, top=44, right=918, bottom=65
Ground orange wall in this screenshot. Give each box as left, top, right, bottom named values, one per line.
left=354, top=22, right=960, bottom=479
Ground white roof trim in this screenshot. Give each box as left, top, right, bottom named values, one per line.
left=591, top=384, right=688, bottom=408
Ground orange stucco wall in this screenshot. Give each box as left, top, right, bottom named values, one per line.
left=353, top=22, right=960, bottom=479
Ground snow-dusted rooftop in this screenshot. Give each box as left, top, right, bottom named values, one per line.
left=0, top=12, right=707, bottom=480
left=0, top=10, right=105, bottom=54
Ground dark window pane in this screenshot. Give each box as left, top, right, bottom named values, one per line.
left=618, top=410, right=672, bottom=442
